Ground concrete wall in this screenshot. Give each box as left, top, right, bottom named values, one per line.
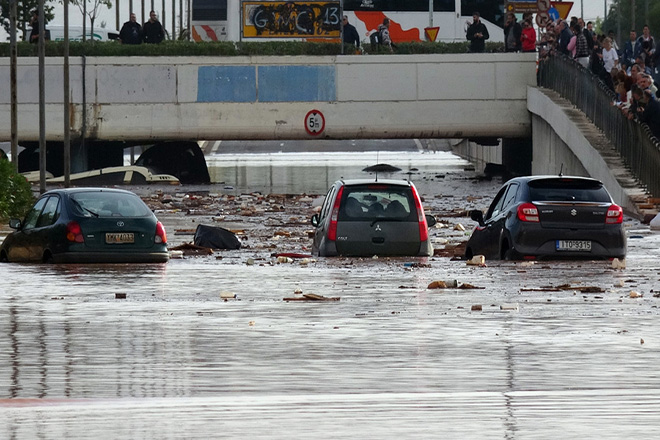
left=450, top=139, right=502, bottom=174
left=0, top=53, right=537, bottom=142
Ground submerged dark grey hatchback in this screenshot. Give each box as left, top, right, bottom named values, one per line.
left=311, top=179, right=436, bottom=257
left=465, top=176, right=627, bottom=260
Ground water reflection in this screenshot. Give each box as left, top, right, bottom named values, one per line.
left=207, top=151, right=471, bottom=194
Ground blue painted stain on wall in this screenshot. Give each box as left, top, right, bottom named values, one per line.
left=258, top=66, right=335, bottom=102
left=197, top=66, right=256, bottom=102
left=196, top=65, right=335, bottom=102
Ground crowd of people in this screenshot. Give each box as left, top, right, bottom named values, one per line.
left=535, top=16, right=660, bottom=138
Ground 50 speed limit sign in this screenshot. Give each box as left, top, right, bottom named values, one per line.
left=304, top=109, right=325, bottom=136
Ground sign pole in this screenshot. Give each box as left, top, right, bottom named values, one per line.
left=429, top=0, right=433, bottom=28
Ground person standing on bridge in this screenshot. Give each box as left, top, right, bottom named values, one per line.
left=379, top=18, right=396, bottom=53
left=466, top=12, right=489, bottom=53
left=504, top=12, right=522, bottom=52
left=143, top=11, right=165, bottom=44
left=342, top=15, right=360, bottom=51
left=119, top=13, right=142, bottom=45
left=622, top=30, right=641, bottom=71
left=521, top=19, right=536, bottom=53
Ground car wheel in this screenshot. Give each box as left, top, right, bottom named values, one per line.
left=465, top=247, right=474, bottom=260
left=500, top=240, right=522, bottom=261
left=42, top=251, right=54, bottom=264
left=503, top=247, right=523, bottom=261
left=0, top=251, right=7, bottom=263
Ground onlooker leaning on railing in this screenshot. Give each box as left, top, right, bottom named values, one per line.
left=538, top=53, right=660, bottom=198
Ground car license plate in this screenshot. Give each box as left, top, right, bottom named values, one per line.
left=106, top=233, right=134, bottom=244
left=556, top=240, right=591, bottom=251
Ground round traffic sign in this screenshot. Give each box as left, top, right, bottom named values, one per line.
left=537, top=0, right=551, bottom=12
left=536, top=11, right=551, bottom=28
left=304, top=109, right=325, bottom=136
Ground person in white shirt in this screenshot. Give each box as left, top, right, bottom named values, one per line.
left=602, top=37, right=619, bottom=73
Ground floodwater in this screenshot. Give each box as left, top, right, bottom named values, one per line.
left=2, top=150, right=660, bottom=439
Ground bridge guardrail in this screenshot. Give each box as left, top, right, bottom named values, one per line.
left=537, top=54, right=660, bottom=199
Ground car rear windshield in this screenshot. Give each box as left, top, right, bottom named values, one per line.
left=70, top=192, right=152, bottom=218
left=338, top=184, right=415, bottom=221
left=528, top=179, right=612, bottom=203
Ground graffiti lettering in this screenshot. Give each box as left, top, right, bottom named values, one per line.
left=243, top=1, right=340, bottom=39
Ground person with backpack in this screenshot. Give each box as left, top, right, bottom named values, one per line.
left=466, top=12, right=489, bottom=53
left=379, top=18, right=395, bottom=53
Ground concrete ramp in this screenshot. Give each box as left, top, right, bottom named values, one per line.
left=527, top=86, right=651, bottom=219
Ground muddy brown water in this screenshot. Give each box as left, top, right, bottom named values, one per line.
left=2, top=151, right=660, bottom=439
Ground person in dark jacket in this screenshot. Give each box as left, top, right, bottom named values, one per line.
left=29, top=10, right=49, bottom=43
left=466, top=12, right=489, bottom=53
left=557, top=20, right=573, bottom=56
left=142, top=10, right=165, bottom=44
left=342, top=15, right=360, bottom=49
left=632, top=85, right=660, bottom=139
left=504, top=12, right=522, bottom=52
left=119, top=13, right=142, bottom=44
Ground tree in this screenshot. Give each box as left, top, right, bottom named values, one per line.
left=0, top=0, right=55, bottom=41
left=70, top=0, right=112, bottom=41
left=0, top=158, right=34, bottom=222
left=602, top=0, right=660, bottom=44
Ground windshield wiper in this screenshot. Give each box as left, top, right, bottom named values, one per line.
left=72, top=199, right=99, bottom=217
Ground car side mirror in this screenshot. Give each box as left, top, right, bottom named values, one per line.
left=311, top=213, right=320, bottom=227
left=470, top=209, right=485, bottom=226
left=425, top=214, right=437, bottom=227
left=9, top=218, right=21, bottom=230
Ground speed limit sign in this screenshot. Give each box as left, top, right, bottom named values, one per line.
left=304, top=109, right=325, bottom=136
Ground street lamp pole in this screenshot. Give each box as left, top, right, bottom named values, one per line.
left=38, top=0, right=46, bottom=194
left=9, top=0, right=18, bottom=170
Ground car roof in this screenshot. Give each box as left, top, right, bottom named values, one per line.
left=507, top=175, right=603, bottom=185
left=43, top=187, right=140, bottom=196
left=336, top=178, right=414, bottom=187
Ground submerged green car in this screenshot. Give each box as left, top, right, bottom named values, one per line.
left=0, top=188, right=169, bottom=263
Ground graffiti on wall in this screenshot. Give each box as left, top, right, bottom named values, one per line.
left=242, top=1, right=341, bottom=38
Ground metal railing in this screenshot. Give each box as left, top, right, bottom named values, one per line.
left=537, top=54, right=660, bottom=199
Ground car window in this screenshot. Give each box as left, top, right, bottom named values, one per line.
left=501, top=183, right=519, bottom=211
left=70, top=192, right=151, bottom=218
left=36, top=196, right=60, bottom=228
left=528, top=179, right=611, bottom=202
left=485, top=186, right=508, bottom=220
left=338, top=185, right=414, bottom=221
left=22, top=197, right=49, bottom=230
left=319, top=186, right=336, bottom=222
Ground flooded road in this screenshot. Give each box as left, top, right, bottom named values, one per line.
left=2, top=149, right=660, bottom=439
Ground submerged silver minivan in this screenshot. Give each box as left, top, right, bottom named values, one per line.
left=310, top=179, right=436, bottom=257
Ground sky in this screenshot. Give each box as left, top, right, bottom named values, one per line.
left=1, top=0, right=610, bottom=41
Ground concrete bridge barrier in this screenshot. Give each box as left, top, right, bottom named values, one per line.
left=0, top=53, right=537, bottom=142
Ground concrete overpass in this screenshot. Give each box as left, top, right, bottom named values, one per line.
left=0, top=53, right=536, bottom=142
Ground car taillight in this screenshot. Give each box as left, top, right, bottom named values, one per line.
left=517, top=203, right=539, bottom=222
left=155, top=221, right=167, bottom=244
left=606, top=204, right=623, bottom=224
left=410, top=185, right=429, bottom=242
left=66, top=221, right=84, bottom=243
left=327, top=186, right=344, bottom=241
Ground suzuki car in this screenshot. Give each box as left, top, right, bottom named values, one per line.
left=465, top=176, right=627, bottom=260
left=1, top=188, right=169, bottom=263
left=310, top=179, right=436, bottom=257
